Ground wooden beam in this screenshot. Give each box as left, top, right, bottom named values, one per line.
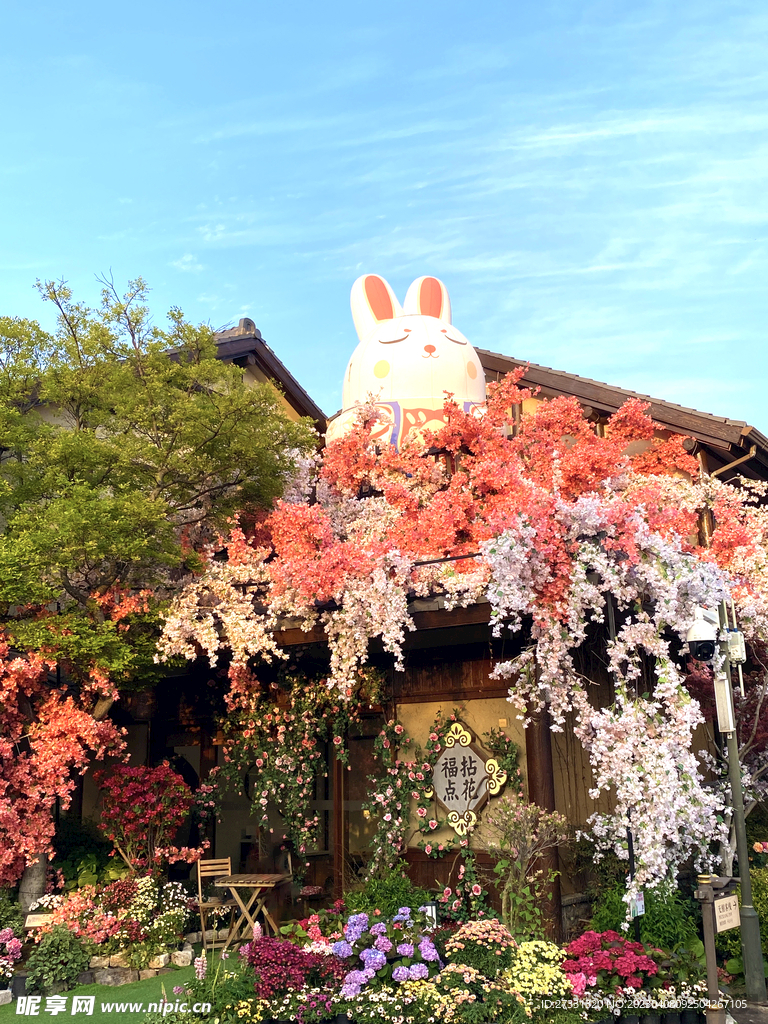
left=274, top=602, right=493, bottom=648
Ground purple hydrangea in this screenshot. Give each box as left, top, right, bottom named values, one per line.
left=392, top=906, right=412, bottom=923
left=369, top=922, right=387, bottom=936
left=419, top=938, right=440, bottom=962
left=396, top=942, right=414, bottom=957
left=332, top=940, right=354, bottom=958
left=408, top=962, right=429, bottom=980
left=374, top=936, right=393, bottom=953
left=340, top=967, right=374, bottom=1000
left=392, top=966, right=410, bottom=982
left=360, top=948, right=386, bottom=971
left=344, top=913, right=370, bottom=943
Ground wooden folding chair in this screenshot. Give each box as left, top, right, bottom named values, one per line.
left=196, top=858, right=237, bottom=951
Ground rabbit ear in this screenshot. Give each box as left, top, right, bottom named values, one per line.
left=403, top=276, right=451, bottom=322
left=350, top=275, right=403, bottom=340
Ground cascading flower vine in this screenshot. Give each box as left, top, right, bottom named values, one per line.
left=158, top=372, right=768, bottom=905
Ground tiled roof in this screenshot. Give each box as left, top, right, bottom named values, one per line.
left=478, top=348, right=768, bottom=477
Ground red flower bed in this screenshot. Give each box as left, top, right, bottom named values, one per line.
left=243, top=936, right=346, bottom=1000
left=561, top=930, right=661, bottom=996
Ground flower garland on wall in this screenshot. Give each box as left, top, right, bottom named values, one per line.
left=362, top=710, right=522, bottom=875
left=360, top=709, right=520, bottom=921
left=217, top=665, right=385, bottom=863
left=159, top=372, right=768, bottom=900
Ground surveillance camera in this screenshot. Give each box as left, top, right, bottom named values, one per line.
left=686, top=607, right=719, bottom=662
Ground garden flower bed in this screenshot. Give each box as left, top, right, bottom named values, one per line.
left=136, top=913, right=710, bottom=1024
left=1, top=864, right=713, bottom=1023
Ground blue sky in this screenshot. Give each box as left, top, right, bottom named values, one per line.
left=3, top=1, right=767, bottom=427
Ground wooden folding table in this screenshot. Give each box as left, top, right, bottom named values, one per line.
left=214, top=872, right=290, bottom=951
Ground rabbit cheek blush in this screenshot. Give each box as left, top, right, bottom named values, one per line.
left=326, top=273, right=487, bottom=449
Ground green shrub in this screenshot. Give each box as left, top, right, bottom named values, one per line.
left=52, top=816, right=125, bottom=890
left=0, top=889, right=24, bottom=935
left=344, top=865, right=432, bottom=917
left=716, top=866, right=768, bottom=963
left=25, top=926, right=91, bottom=994
left=590, top=879, right=699, bottom=950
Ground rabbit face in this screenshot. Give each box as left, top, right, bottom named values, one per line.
left=343, top=312, right=485, bottom=408
left=340, top=273, right=486, bottom=415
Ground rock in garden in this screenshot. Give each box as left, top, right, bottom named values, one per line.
left=93, top=968, right=139, bottom=987
left=75, top=972, right=94, bottom=986
left=171, top=951, right=192, bottom=967
left=184, top=932, right=201, bottom=944
left=109, top=953, right=130, bottom=968
left=147, top=954, right=170, bottom=969
left=182, top=942, right=193, bottom=952
left=90, top=956, right=110, bottom=969
left=139, top=970, right=157, bottom=980
left=0, top=991, right=12, bottom=1006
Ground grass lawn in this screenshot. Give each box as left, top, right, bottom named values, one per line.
left=0, top=964, right=196, bottom=1024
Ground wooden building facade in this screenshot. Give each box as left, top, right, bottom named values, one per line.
left=83, top=329, right=768, bottom=934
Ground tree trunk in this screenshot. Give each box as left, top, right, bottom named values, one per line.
left=525, top=706, right=563, bottom=942
left=19, top=854, right=48, bottom=915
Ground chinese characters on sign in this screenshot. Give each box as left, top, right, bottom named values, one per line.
left=16, top=995, right=94, bottom=1015
left=714, top=895, right=740, bottom=933
left=434, top=749, right=487, bottom=807
left=430, top=722, right=507, bottom=835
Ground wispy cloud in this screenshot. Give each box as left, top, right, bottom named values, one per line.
left=171, top=253, right=204, bottom=273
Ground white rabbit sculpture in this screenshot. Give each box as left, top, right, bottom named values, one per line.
left=326, top=274, right=486, bottom=448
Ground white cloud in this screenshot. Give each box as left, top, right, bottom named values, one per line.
left=171, top=254, right=204, bottom=273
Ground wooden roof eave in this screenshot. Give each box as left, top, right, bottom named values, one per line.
left=215, top=320, right=327, bottom=432
left=272, top=598, right=493, bottom=649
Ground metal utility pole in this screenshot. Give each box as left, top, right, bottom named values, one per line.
left=717, top=602, right=766, bottom=1003
left=697, top=448, right=766, bottom=1004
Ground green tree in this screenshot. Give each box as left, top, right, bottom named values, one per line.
left=0, top=276, right=316, bottom=897
left=0, top=275, right=315, bottom=679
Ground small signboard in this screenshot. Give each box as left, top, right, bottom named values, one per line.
left=714, top=894, right=740, bottom=933
left=429, top=722, right=507, bottom=836
left=629, top=893, right=645, bottom=918
left=23, top=913, right=54, bottom=930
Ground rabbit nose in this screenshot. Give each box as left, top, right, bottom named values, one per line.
left=424, top=344, right=436, bottom=354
